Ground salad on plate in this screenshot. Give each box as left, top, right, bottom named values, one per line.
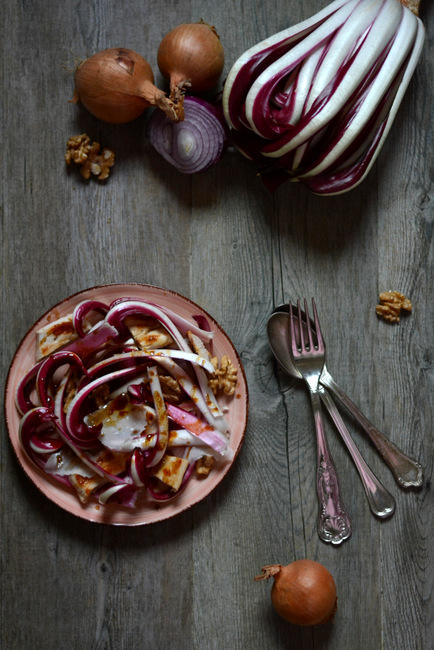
left=12, top=293, right=241, bottom=512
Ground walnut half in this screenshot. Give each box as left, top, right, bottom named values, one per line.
left=209, top=355, right=237, bottom=396
left=195, top=455, right=215, bottom=477
left=65, top=134, right=115, bottom=180
left=65, top=133, right=91, bottom=164
left=376, top=291, right=412, bottom=323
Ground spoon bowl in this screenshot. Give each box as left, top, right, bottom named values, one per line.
left=267, top=308, right=306, bottom=379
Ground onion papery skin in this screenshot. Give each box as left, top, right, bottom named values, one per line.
left=222, top=0, right=425, bottom=195
left=157, top=21, right=225, bottom=95
left=147, top=96, right=229, bottom=174
left=255, top=560, right=337, bottom=626
left=72, top=48, right=179, bottom=124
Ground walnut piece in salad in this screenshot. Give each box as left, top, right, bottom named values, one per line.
left=209, top=355, right=238, bottom=396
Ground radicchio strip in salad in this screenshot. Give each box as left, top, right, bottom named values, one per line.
left=222, top=0, right=425, bottom=195
left=14, top=297, right=238, bottom=509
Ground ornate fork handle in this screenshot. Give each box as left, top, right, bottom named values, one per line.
left=319, top=387, right=395, bottom=518
left=310, top=390, right=352, bottom=545
left=320, top=370, right=423, bottom=488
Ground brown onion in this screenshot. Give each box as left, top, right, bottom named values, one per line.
left=71, top=47, right=180, bottom=124
left=255, top=560, right=337, bottom=626
left=157, top=20, right=225, bottom=110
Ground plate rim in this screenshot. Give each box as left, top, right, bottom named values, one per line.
left=4, top=282, right=249, bottom=526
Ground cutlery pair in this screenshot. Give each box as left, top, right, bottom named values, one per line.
left=267, top=298, right=423, bottom=545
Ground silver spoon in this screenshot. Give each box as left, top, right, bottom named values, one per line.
left=267, top=310, right=396, bottom=518
left=272, top=304, right=423, bottom=490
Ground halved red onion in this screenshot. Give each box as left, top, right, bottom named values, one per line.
left=147, top=96, right=229, bottom=174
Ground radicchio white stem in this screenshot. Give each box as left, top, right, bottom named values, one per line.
left=262, top=0, right=404, bottom=157
left=146, top=366, right=169, bottom=467
left=155, top=356, right=229, bottom=435
left=109, top=297, right=215, bottom=342
left=106, top=300, right=229, bottom=424
left=301, top=0, right=385, bottom=112
left=325, top=15, right=425, bottom=193
left=145, top=349, right=215, bottom=373
left=300, top=5, right=419, bottom=177
left=223, top=0, right=351, bottom=129
left=65, top=365, right=150, bottom=441
left=288, top=44, right=327, bottom=127
left=245, top=0, right=365, bottom=138
left=167, top=404, right=232, bottom=458
left=222, top=0, right=425, bottom=195
left=107, top=300, right=192, bottom=349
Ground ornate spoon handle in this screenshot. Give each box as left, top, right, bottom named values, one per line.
left=320, top=387, right=395, bottom=518
left=320, top=369, right=423, bottom=488
left=310, top=390, right=352, bottom=545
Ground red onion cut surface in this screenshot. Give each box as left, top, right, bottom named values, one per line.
left=222, top=0, right=425, bottom=195
left=147, top=95, right=229, bottom=173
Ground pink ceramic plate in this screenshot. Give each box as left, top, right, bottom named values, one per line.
left=4, top=283, right=248, bottom=525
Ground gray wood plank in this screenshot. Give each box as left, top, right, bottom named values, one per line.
left=1, top=0, right=432, bottom=649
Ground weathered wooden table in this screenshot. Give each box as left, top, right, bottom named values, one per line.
left=1, top=1, right=432, bottom=648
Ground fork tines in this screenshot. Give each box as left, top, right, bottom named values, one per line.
left=289, top=298, right=324, bottom=353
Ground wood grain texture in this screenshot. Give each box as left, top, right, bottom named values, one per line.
left=1, top=0, right=432, bottom=649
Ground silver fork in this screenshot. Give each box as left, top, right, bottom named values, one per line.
left=289, top=299, right=352, bottom=545
left=273, top=302, right=423, bottom=488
